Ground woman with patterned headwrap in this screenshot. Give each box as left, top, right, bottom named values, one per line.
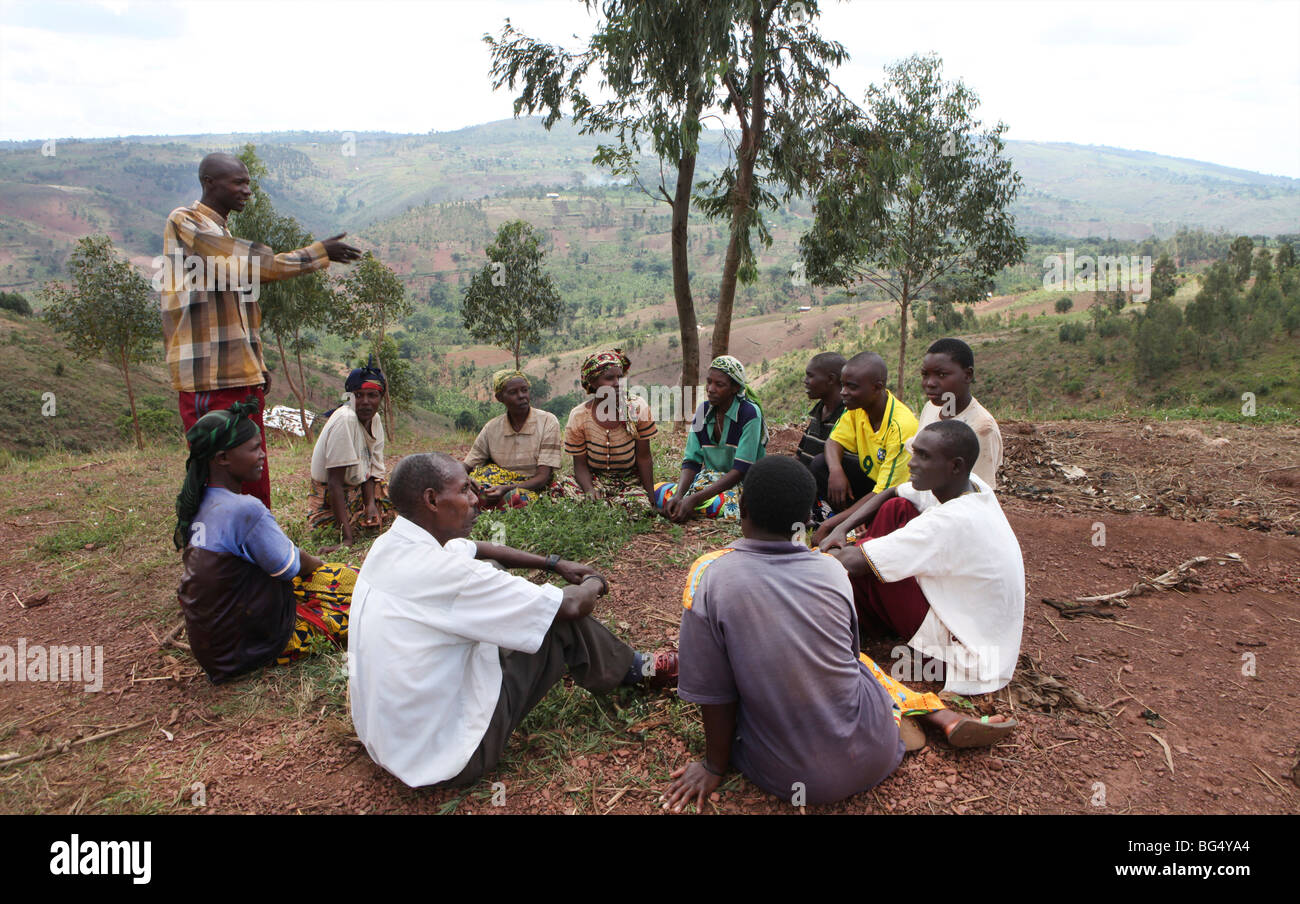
left=564, top=348, right=658, bottom=508
left=308, top=360, right=394, bottom=547
left=656, top=355, right=767, bottom=523
left=175, top=399, right=357, bottom=684
left=464, top=369, right=570, bottom=508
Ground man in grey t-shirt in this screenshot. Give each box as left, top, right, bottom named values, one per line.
left=663, top=455, right=1016, bottom=811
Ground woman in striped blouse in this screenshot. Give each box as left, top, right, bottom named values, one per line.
left=564, top=349, right=658, bottom=508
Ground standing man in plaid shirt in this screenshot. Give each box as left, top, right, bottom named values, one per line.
left=161, top=152, right=362, bottom=509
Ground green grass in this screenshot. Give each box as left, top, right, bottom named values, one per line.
left=469, top=496, right=657, bottom=566
left=31, top=509, right=148, bottom=557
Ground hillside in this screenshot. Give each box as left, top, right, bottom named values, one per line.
left=3, top=118, right=1298, bottom=292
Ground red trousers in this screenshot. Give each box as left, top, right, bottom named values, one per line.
left=850, top=497, right=930, bottom=638
left=178, top=386, right=271, bottom=510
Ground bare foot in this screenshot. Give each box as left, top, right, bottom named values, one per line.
left=919, top=710, right=1017, bottom=748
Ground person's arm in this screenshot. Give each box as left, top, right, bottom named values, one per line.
left=824, top=439, right=853, bottom=509
left=325, top=466, right=355, bottom=545
left=512, top=464, right=553, bottom=493
left=174, top=214, right=345, bottom=282
left=666, top=465, right=700, bottom=521
left=572, top=453, right=597, bottom=495
left=635, top=438, right=655, bottom=499
left=663, top=702, right=736, bottom=812
left=556, top=575, right=608, bottom=621
left=471, top=541, right=602, bottom=588
left=817, top=486, right=896, bottom=550
left=297, top=549, right=325, bottom=579
left=360, top=477, right=379, bottom=526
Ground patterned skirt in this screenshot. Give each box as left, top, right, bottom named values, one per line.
left=469, top=463, right=584, bottom=509
left=652, top=468, right=737, bottom=520
left=278, top=562, right=357, bottom=664
left=307, top=477, right=394, bottom=533
left=582, top=468, right=654, bottom=509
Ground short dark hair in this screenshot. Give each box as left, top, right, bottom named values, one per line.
left=845, top=351, right=888, bottom=386
left=389, top=452, right=464, bottom=518
left=809, top=352, right=846, bottom=380
left=741, top=456, right=816, bottom=534
left=926, top=337, right=974, bottom=370
left=920, top=420, right=979, bottom=475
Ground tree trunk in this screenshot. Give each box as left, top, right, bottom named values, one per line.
left=120, top=348, right=142, bottom=451
left=671, top=90, right=704, bottom=431
left=275, top=331, right=310, bottom=437
left=294, top=343, right=311, bottom=433
left=711, top=5, right=769, bottom=361
left=896, top=278, right=910, bottom=400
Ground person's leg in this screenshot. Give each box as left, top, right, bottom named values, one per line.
left=843, top=455, right=875, bottom=502
left=440, top=616, right=636, bottom=787
left=178, top=386, right=271, bottom=509
left=857, top=652, right=1015, bottom=750
left=850, top=497, right=930, bottom=637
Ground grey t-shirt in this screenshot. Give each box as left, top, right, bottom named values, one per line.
left=678, top=538, right=904, bottom=806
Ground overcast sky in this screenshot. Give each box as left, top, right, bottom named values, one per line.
left=2, top=0, right=1298, bottom=178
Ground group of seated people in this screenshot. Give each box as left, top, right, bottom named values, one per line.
left=172, top=336, right=1025, bottom=809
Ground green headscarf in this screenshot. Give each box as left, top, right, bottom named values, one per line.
left=709, top=355, right=759, bottom=404
left=173, top=398, right=261, bottom=550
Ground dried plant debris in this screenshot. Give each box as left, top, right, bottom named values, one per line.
left=1041, top=554, right=1244, bottom=619
left=1007, top=653, right=1108, bottom=716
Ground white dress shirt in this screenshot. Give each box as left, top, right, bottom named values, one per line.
left=860, top=475, right=1025, bottom=695
left=348, top=516, right=563, bottom=787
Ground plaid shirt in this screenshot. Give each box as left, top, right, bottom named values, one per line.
left=160, top=201, right=329, bottom=392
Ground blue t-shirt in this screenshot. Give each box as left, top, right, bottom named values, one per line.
left=678, top=538, right=903, bottom=806
left=190, top=487, right=300, bottom=580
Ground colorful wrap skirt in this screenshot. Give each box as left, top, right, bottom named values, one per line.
left=307, top=477, right=394, bottom=534
left=652, top=469, right=737, bottom=520
left=277, top=562, right=357, bottom=664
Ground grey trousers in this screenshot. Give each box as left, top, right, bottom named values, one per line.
left=438, top=615, right=635, bottom=787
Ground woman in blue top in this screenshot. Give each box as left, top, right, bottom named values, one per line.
left=174, top=399, right=355, bottom=683
left=658, top=356, right=767, bottom=523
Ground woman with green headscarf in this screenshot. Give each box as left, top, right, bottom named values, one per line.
left=655, top=355, right=767, bottom=523
left=174, top=400, right=356, bottom=684
left=463, top=368, right=574, bottom=508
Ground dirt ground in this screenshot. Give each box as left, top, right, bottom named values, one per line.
left=1, top=418, right=1297, bottom=814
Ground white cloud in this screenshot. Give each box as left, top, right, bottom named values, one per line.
left=1, top=0, right=1297, bottom=177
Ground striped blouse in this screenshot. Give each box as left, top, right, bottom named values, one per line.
left=564, top=396, right=657, bottom=472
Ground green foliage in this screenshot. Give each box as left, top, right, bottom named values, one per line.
left=1229, top=235, right=1254, bottom=285
left=1058, top=323, right=1086, bottom=344
left=0, top=291, right=31, bottom=315
left=335, top=253, right=412, bottom=357
left=469, top=497, right=655, bottom=566
left=1150, top=253, right=1177, bottom=302
left=228, top=144, right=337, bottom=430
left=1053, top=296, right=1073, bottom=313
left=1133, top=298, right=1184, bottom=378
left=460, top=220, right=563, bottom=369
left=801, top=53, right=1027, bottom=398
left=40, top=234, right=157, bottom=449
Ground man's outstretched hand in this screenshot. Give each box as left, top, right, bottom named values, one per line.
left=555, top=560, right=601, bottom=589
left=322, top=233, right=363, bottom=263
left=662, top=762, right=722, bottom=813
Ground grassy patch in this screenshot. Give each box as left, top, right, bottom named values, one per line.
left=31, top=509, right=148, bottom=558
left=470, top=496, right=657, bottom=565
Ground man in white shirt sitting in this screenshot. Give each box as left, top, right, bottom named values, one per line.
left=820, top=420, right=1025, bottom=696
left=349, top=452, right=677, bottom=788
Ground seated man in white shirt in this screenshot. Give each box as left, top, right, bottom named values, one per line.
left=820, top=420, right=1025, bottom=696
left=349, top=451, right=678, bottom=788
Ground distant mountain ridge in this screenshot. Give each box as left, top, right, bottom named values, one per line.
left=1, top=116, right=1297, bottom=291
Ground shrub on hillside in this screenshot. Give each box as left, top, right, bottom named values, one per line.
left=1058, top=323, right=1087, bottom=344
left=0, top=292, right=31, bottom=315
